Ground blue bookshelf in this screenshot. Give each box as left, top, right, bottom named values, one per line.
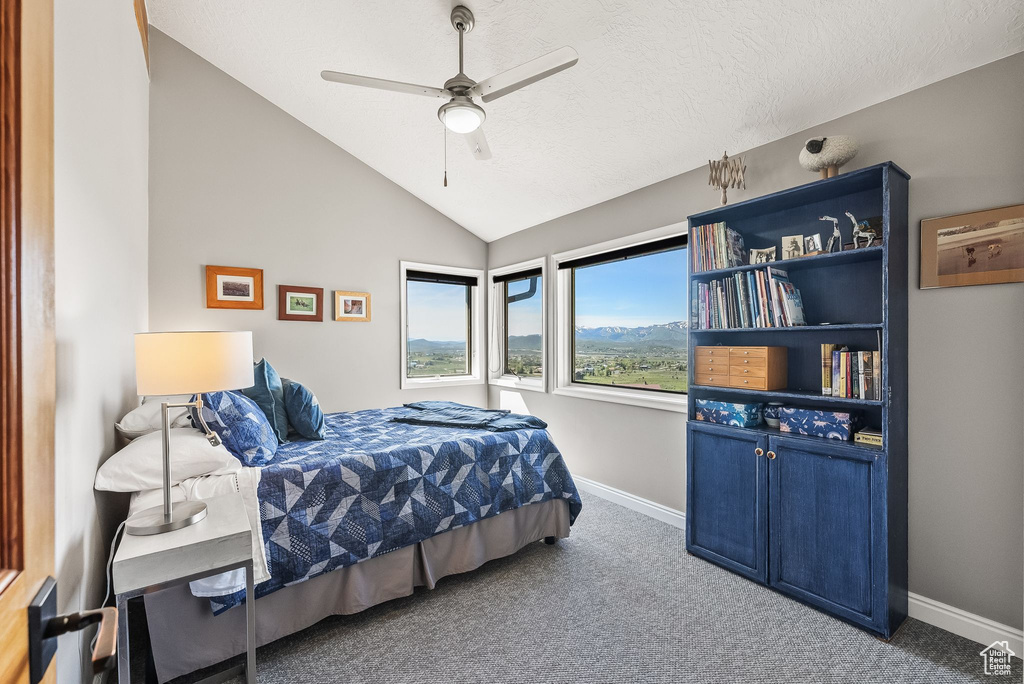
left=684, top=162, right=909, bottom=639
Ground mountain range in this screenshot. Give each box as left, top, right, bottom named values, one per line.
left=509, top=321, right=687, bottom=349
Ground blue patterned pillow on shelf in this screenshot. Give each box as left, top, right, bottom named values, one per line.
left=779, top=407, right=860, bottom=441
left=192, top=391, right=278, bottom=466
left=695, top=399, right=764, bottom=427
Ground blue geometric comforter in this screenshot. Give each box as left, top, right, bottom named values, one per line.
left=211, top=407, right=581, bottom=613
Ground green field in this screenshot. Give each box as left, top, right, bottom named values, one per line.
left=407, top=351, right=467, bottom=377
left=574, top=351, right=688, bottom=393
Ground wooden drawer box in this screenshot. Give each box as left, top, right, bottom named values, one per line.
left=694, top=346, right=787, bottom=390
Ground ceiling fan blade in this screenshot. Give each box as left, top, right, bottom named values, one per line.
left=465, top=127, right=492, bottom=160
left=469, top=46, right=578, bottom=103
left=320, top=70, right=450, bottom=99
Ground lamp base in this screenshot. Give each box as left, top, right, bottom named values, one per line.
left=125, top=500, right=208, bottom=536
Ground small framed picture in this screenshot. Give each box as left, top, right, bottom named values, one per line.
left=804, top=233, right=823, bottom=255
left=781, top=235, right=805, bottom=260
left=749, top=247, right=777, bottom=264
left=335, top=291, right=371, bottom=322
left=206, top=265, right=263, bottom=310
left=921, top=204, right=1024, bottom=289
left=278, top=285, right=324, bottom=321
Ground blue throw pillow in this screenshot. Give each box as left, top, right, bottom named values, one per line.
left=240, top=359, right=289, bottom=443
left=194, top=391, right=277, bottom=466
left=282, top=379, right=326, bottom=440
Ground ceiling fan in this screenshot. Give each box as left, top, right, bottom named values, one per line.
left=320, top=5, right=578, bottom=161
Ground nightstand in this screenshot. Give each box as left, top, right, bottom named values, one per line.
left=113, top=493, right=256, bottom=684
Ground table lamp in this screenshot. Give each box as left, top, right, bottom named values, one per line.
left=125, top=331, right=254, bottom=536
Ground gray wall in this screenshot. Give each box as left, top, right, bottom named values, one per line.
left=488, top=53, right=1024, bottom=629
left=53, top=1, right=150, bottom=681
left=148, top=30, right=488, bottom=412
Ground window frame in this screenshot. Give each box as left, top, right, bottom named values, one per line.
left=400, top=261, right=485, bottom=389
left=552, top=223, right=689, bottom=413
left=487, top=257, right=547, bottom=393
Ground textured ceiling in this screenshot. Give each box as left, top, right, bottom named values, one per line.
left=149, top=0, right=1023, bottom=242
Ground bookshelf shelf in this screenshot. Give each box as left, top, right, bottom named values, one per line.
left=688, top=385, right=884, bottom=406
left=690, top=323, right=882, bottom=334
left=690, top=245, right=883, bottom=281
left=685, top=161, right=909, bottom=640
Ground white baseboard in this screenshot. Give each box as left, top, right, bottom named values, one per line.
left=573, top=475, right=685, bottom=529
left=576, top=475, right=1022, bottom=654
left=908, top=592, right=1023, bottom=654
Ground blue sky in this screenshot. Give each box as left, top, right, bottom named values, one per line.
left=574, top=249, right=687, bottom=328
left=507, top=277, right=543, bottom=337
left=408, top=248, right=687, bottom=341
left=407, top=281, right=468, bottom=342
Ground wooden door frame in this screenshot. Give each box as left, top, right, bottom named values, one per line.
left=0, top=0, right=55, bottom=681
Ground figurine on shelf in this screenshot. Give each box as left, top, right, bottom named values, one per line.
left=820, top=215, right=842, bottom=253
left=799, top=135, right=859, bottom=179
left=846, top=212, right=880, bottom=249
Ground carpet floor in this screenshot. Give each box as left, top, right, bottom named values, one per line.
left=166, top=490, right=1019, bottom=683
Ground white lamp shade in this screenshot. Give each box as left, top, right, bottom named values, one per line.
left=135, top=331, right=254, bottom=396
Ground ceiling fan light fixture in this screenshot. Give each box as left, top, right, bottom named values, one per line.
left=439, top=97, right=485, bottom=134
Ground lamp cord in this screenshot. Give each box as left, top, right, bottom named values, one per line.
left=89, top=520, right=126, bottom=654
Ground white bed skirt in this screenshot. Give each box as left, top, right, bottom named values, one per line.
left=144, top=498, right=571, bottom=682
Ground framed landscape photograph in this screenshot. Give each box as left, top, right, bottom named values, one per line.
left=921, top=204, right=1024, bottom=289
left=335, top=290, right=371, bottom=322
left=205, top=265, right=263, bottom=310
left=278, top=285, right=324, bottom=321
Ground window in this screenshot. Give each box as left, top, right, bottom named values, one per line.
left=489, top=259, right=545, bottom=391
left=400, top=262, right=484, bottom=388
left=553, top=227, right=688, bottom=411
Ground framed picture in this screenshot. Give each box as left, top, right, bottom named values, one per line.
left=781, top=235, right=805, bottom=260
left=278, top=285, right=324, bottom=321
left=921, top=204, right=1024, bottom=289
left=335, top=290, right=371, bottom=322
left=804, top=234, right=823, bottom=254
left=206, top=265, right=263, bottom=310
left=749, top=247, right=777, bottom=264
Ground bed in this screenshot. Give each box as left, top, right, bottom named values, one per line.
left=130, top=406, right=582, bottom=682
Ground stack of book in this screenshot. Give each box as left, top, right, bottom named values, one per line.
left=691, top=222, right=745, bottom=272
left=693, top=266, right=807, bottom=329
left=821, top=346, right=882, bottom=400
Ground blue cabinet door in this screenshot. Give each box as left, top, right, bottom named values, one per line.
left=686, top=422, right=768, bottom=583
left=768, top=436, right=888, bottom=634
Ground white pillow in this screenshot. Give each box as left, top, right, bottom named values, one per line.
left=116, top=395, right=194, bottom=440
left=95, top=428, right=241, bottom=492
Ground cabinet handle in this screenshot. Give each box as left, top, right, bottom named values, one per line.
left=743, top=359, right=749, bottom=364
left=744, top=350, right=749, bottom=355
left=754, top=447, right=764, bottom=456
left=767, top=450, right=776, bottom=460
left=743, top=369, right=749, bottom=374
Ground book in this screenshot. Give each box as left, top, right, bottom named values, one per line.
left=781, top=282, right=807, bottom=326
left=832, top=350, right=842, bottom=398
left=838, top=352, right=847, bottom=398
left=852, top=352, right=860, bottom=398
left=855, top=428, right=883, bottom=446
left=821, top=344, right=840, bottom=395
left=846, top=352, right=853, bottom=398
left=872, top=350, right=881, bottom=401
left=860, top=352, right=873, bottom=400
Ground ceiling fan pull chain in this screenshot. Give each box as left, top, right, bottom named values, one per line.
left=443, top=121, right=448, bottom=187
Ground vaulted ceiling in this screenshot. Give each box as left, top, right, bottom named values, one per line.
left=149, top=1, right=1023, bottom=241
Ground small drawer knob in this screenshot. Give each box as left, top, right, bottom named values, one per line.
left=767, top=450, right=777, bottom=460
left=754, top=447, right=764, bottom=456
left=743, top=369, right=749, bottom=374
